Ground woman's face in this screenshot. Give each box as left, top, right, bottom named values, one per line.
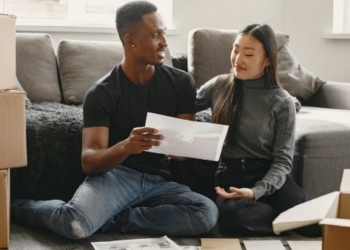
left=231, top=34, right=270, bottom=80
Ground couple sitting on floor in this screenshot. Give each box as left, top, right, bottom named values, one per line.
left=11, top=1, right=320, bottom=239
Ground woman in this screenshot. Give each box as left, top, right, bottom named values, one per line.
left=195, top=24, right=320, bottom=236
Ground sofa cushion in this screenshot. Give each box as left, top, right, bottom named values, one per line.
left=292, top=107, right=350, bottom=199
left=57, top=40, right=173, bottom=105
left=188, top=28, right=325, bottom=101
left=277, top=45, right=325, bottom=102
left=305, top=81, right=350, bottom=110
left=16, top=33, right=62, bottom=103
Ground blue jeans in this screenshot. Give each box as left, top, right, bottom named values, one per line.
left=11, top=166, right=218, bottom=239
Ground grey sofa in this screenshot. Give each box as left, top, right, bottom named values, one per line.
left=187, top=28, right=350, bottom=199
left=11, top=29, right=350, bottom=205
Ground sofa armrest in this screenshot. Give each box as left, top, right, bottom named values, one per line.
left=304, top=81, right=350, bottom=110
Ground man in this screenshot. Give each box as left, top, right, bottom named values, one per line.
left=11, top=1, right=218, bottom=239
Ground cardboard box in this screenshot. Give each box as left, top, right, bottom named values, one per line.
left=201, top=238, right=241, bottom=250
left=0, top=169, right=10, bottom=249
left=0, top=14, right=16, bottom=91
left=0, top=90, right=27, bottom=169
left=273, top=169, right=350, bottom=250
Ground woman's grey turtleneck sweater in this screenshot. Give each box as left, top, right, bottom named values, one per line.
left=195, top=74, right=296, bottom=200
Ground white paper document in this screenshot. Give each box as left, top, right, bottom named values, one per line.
left=287, top=240, right=322, bottom=250
left=145, top=112, right=229, bottom=161
left=91, top=236, right=182, bottom=250
left=181, top=247, right=201, bottom=250
left=243, top=240, right=285, bottom=250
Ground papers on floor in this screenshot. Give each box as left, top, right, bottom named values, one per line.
left=287, top=240, right=322, bottom=250
left=201, top=238, right=241, bottom=250
left=243, top=240, right=285, bottom=250
left=145, top=112, right=229, bottom=161
left=91, top=236, right=182, bottom=250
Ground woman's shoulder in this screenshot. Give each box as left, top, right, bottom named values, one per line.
left=269, top=88, right=296, bottom=114
left=271, top=87, right=293, bottom=101
left=200, top=74, right=230, bottom=91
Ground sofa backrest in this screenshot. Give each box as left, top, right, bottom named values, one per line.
left=187, top=28, right=289, bottom=90
left=57, top=39, right=173, bottom=105
left=57, top=40, right=172, bottom=104
left=16, top=33, right=62, bottom=103
left=16, top=33, right=173, bottom=105
left=187, top=28, right=325, bottom=102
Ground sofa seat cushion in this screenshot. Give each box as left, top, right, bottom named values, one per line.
left=16, top=33, right=62, bottom=103
left=292, top=107, right=350, bottom=198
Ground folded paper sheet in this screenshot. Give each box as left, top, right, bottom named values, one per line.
left=91, top=236, right=182, bottom=250
left=243, top=240, right=285, bottom=250
left=145, top=113, right=229, bottom=161
left=287, top=240, right=321, bottom=250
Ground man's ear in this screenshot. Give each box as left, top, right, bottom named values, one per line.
left=124, top=34, right=134, bottom=47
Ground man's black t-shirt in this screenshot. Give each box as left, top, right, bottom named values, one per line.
left=83, top=64, right=196, bottom=178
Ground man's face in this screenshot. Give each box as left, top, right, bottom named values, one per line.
left=132, top=11, right=167, bottom=66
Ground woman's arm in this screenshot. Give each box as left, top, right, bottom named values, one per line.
left=195, top=76, right=220, bottom=112
left=251, top=96, right=296, bottom=200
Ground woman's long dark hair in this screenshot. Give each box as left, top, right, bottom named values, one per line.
left=212, top=24, right=280, bottom=144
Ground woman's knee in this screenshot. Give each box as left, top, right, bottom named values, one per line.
left=217, top=198, right=276, bottom=235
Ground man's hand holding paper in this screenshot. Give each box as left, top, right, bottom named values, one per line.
left=145, top=112, right=229, bottom=161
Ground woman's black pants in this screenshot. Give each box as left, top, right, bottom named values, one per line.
left=215, top=158, right=321, bottom=236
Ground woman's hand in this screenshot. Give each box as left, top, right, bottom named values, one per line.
left=215, top=186, right=255, bottom=200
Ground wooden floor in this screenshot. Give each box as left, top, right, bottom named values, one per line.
left=8, top=222, right=321, bottom=250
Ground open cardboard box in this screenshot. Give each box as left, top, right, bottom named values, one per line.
left=273, top=169, right=350, bottom=250
left=0, top=90, right=27, bottom=249
left=0, top=14, right=16, bottom=91
left=0, top=170, right=10, bottom=249
left=0, top=90, right=27, bottom=169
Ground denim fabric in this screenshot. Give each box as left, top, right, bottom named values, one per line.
left=11, top=166, right=218, bottom=239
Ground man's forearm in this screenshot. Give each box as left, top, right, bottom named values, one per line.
left=82, top=139, right=131, bottom=176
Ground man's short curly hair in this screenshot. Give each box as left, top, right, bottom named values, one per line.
left=115, top=1, right=157, bottom=44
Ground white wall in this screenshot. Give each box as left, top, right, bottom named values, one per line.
left=170, top=0, right=282, bottom=54
left=44, top=0, right=350, bottom=82
left=48, top=0, right=282, bottom=51
left=282, top=0, right=350, bottom=82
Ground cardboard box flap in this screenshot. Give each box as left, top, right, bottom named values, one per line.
left=0, top=14, right=16, bottom=91
left=201, top=238, right=241, bottom=250
left=273, top=191, right=339, bottom=234
left=320, top=218, right=350, bottom=228
left=0, top=170, right=9, bottom=248
left=0, top=90, right=26, bottom=94
left=340, top=169, right=350, bottom=193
